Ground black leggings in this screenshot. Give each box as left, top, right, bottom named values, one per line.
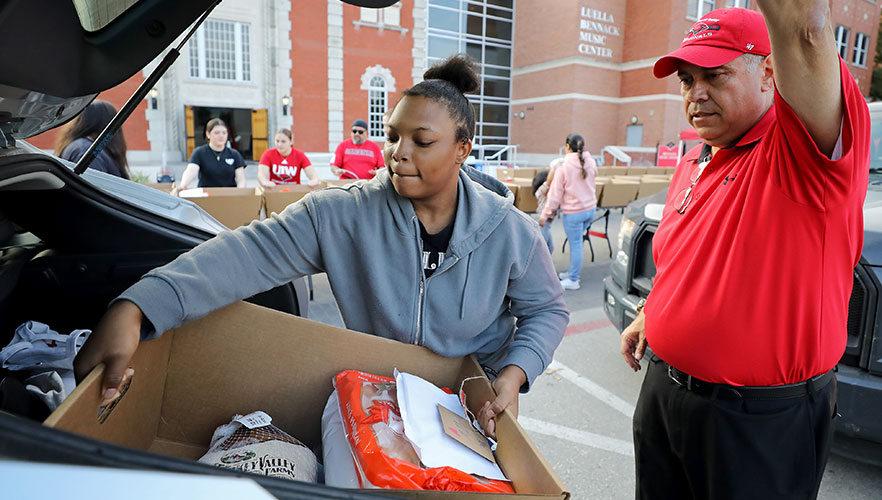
left=632, top=354, right=837, bottom=500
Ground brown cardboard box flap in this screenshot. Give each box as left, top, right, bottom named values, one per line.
left=187, top=187, right=263, bottom=229
left=598, top=180, right=640, bottom=207
left=511, top=179, right=538, bottom=213
left=260, top=184, right=319, bottom=216
left=512, top=168, right=539, bottom=179
left=141, top=182, right=174, bottom=193
left=47, top=302, right=568, bottom=499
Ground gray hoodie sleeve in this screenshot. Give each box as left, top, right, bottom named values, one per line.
left=503, top=230, right=569, bottom=390
left=116, top=198, right=325, bottom=339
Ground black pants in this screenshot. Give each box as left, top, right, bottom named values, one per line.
left=633, top=354, right=837, bottom=500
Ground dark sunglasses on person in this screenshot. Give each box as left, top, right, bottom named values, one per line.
left=352, top=129, right=366, bottom=134
left=675, top=159, right=709, bottom=214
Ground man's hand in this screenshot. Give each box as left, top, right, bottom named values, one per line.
left=477, top=365, right=525, bottom=440
left=368, top=168, right=377, bottom=175
left=73, top=300, right=143, bottom=406
left=330, top=166, right=342, bottom=176
left=620, top=310, right=647, bottom=372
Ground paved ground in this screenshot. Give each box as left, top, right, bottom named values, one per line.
left=300, top=208, right=882, bottom=499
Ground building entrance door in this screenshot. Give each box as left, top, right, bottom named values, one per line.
left=185, top=106, right=267, bottom=161
left=626, top=125, right=644, bottom=147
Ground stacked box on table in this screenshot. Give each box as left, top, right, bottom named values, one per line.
left=45, top=301, right=570, bottom=500
left=512, top=168, right=539, bottom=179
left=636, top=176, right=671, bottom=199
left=598, top=178, right=640, bottom=207
left=510, top=179, right=538, bottom=213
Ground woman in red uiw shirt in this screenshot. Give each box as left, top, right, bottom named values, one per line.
left=257, top=128, right=321, bottom=189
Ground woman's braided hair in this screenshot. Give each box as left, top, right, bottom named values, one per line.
left=566, top=133, right=587, bottom=178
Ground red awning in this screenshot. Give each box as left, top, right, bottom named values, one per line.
left=679, top=128, right=700, bottom=141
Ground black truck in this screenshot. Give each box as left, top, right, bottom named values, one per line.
left=602, top=102, right=882, bottom=466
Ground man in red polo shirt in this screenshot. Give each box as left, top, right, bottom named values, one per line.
left=620, top=3, right=869, bottom=498
left=330, top=119, right=385, bottom=180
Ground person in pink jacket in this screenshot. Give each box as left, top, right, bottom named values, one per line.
left=539, top=134, right=598, bottom=290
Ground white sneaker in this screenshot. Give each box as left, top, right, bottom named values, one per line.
left=560, top=278, right=581, bottom=290
left=558, top=272, right=569, bottom=280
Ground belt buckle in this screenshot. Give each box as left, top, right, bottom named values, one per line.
left=668, top=365, right=693, bottom=391
left=667, top=365, right=683, bottom=387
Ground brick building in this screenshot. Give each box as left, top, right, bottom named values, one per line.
left=29, top=0, right=881, bottom=169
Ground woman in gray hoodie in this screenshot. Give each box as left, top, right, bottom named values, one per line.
left=74, top=55, right=569, bottom=439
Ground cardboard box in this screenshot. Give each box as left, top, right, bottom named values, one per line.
left=606, top=167, right=631, bottom=176
left=185, top=188, right=262, bottom=229
left=502, top=181, right=519, bottom=199
left=324, top=179, right=360, bottom=188
left=260, top=184, right=323, bottom=217
left=496, top=168, right=515, bottom=182
left=46, top=302, right=568, bottom=499
left=141, top=182, right=174, bottom=193
left=512, top=168, right=539, bottom=179
left=598, top=179, right=640, bottom=207
left=623, top=167, right=647, bottom=176
left=636, top=178, right=671, bottom=199
left=510, top=179, right=538, bottom=213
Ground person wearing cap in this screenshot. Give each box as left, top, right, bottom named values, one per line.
left=620, top=3, right=869, bottom=498
left=330, top=119, right=385, bottom=180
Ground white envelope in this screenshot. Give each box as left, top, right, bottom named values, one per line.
left=394, top=370, right=508, bottom=482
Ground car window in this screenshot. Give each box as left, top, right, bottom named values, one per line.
left=72, top=0, right=140, bottom=32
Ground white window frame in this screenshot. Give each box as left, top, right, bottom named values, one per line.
left=724, top=0, right=750, bottom=8
left=835, top=25, right=850, bottom=60
left=687, top=0, right=716, bottom=20
left=853, top=32, right=869, bottom=67
left=188, top=19, right=252, bottom=82
left=368, top=76, right=388, bottom=141
left=360, top=5, right=401, bottom=27
left=360, top=65, right=397, bottom=141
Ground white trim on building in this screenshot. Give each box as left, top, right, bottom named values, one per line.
left=328, top=0, right=345, bottom=151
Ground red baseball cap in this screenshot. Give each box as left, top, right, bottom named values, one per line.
left=653, top=8, right=770, bottom=79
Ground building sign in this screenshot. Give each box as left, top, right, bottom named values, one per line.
left=578, top=6, right=620, bottom=59
left=657, top=142, right=679, bottom=167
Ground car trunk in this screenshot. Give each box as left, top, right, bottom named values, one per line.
left=0, top=147, right=302, bottom=349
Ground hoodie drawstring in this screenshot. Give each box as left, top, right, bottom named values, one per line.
left=460, top=253, right=472, bottom=320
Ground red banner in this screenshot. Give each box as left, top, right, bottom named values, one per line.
left=657, top=142, right=679, bottom=167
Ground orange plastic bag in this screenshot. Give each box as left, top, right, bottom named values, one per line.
left=334, top=370, right=514, bottom=493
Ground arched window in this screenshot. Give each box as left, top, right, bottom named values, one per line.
left=368, top=75, right=388, bottom=140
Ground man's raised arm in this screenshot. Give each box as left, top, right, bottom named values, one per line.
left=756, top=0, right=842, bottom=156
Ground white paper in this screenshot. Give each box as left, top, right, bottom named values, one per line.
left=234, top=411, right=272, bottom=429
left=178, top=188, right=207, bottom=198
left=395, top=370, right=508, bottom=481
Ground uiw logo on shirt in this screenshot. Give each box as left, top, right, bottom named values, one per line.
left=272, top=164, right=299, bottom=177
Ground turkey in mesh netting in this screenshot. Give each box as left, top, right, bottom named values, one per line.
left=198, top=411, right=317, bottom=482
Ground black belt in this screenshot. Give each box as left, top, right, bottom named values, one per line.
left=666, top=363, right=835, bottom=400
